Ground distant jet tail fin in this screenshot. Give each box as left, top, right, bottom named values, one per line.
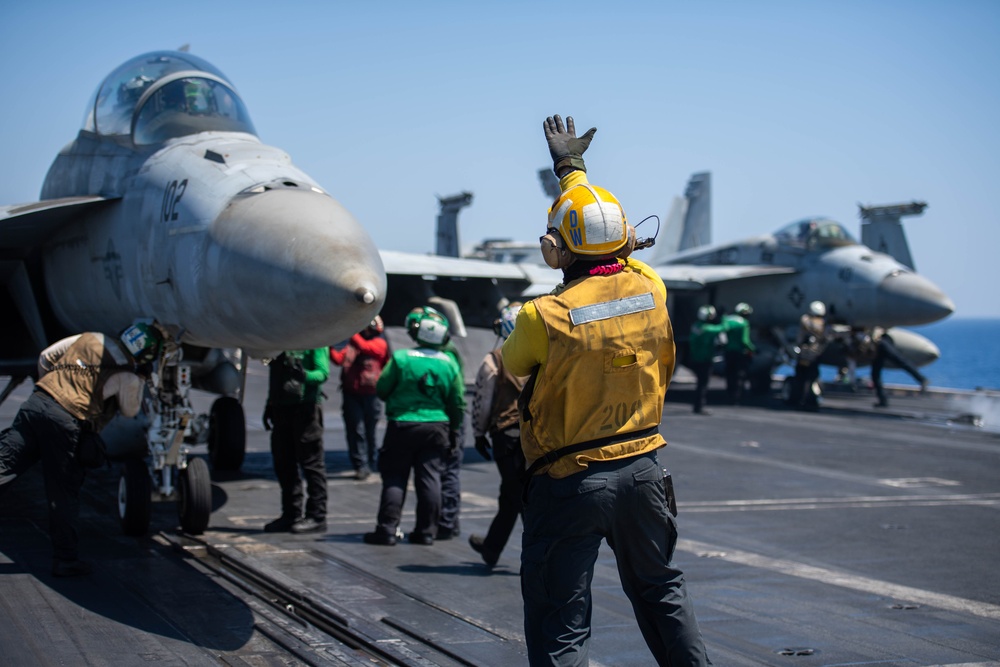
left=859, top=201, right=926, bottom=270
left=648, top=195, right=688, bottom=265
left=648, top=172, right=711, bottom=264
left=680, top=171, right=711, bottom=251
left=537, top=168, right=561, bottom=200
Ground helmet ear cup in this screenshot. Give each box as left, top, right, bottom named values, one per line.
left=540, top=231, right=574, bottom=269
left=617, top=224, right=637, bottom=259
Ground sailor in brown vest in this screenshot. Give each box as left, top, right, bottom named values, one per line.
left=0, top=323, right=162, bottom=576
left=468, top=301, right=528, bottom=568
left=787, top=300, right=829, bottom=411
left=501, top=115, right=711, bottom=666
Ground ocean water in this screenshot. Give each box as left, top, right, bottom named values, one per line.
left=847, top=318, right=1000, bottom=392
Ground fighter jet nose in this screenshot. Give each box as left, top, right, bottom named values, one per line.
left=203, top=188, right=386, bottom=349
left=877, top=271, right=954, bottom=326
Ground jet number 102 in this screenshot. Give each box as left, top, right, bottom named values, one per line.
left=162, top=179, right=188, bottom=222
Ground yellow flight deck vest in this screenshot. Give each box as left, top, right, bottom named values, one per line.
left=521, top=270, right=674, bottom=479
left=36, top=333, right=135, bottom=430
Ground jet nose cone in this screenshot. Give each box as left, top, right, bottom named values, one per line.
left=204, top=189, right=386, bottom=349
left=877, top=271, right=954, bottom=326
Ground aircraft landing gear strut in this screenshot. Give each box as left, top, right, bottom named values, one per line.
left=116, top=357, right=214, bottom=536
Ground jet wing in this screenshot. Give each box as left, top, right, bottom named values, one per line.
left=521, top=263, right=799, bottom=297
left=379, top=250, right=530, bottom=280
left=1, top=196, right=119, bottom=379
left=654, top=264, right=798, bottom=291
left=501, top=262, right=560, bottom=297
left=0, top=196, right=118, bottom=253
left=382, top=253, right=561, bottom=299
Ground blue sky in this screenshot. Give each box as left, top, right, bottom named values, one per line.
left=2, top=1, right=998, bottom=317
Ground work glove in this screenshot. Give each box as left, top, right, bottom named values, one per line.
left=474, top=435, right=492, bottom=461
left=447, top=430, right=461, bottom=458
left=543, top=114, right=596, bottom=175
left=262, top=403, right=273, bottom=431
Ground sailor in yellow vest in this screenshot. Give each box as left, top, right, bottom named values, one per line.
left=0, top=323, right=162, bottom=576
left=502, top=115, right=711, bottom=666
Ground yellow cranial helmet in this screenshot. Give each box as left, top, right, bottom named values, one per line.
left=547, top=183, right=627, bottom=258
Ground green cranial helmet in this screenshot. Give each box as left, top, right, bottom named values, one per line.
left=119, top=321, right=163, bottom=364
left=405, top=306, right=451, bottom=347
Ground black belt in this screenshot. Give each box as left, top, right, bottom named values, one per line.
left=521, top=425, right=659, bottom=482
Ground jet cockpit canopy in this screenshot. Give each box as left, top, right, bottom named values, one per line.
left=83, top=50, right=256, bottom=144
left=774, top=218, right=858, bottom=250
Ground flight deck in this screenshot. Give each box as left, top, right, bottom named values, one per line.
left=1, top=363, right=998, bottom=666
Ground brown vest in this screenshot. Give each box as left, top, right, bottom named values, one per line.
left=796, top=314, right=828, bottom=364
left=488, top=348, right=526, bottom=434
left=36, top=333, right=134, bottom=429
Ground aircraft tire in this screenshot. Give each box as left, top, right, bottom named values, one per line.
left=178, top=457, right=212, bottom=535
left=208, top=396, right=245, bottom=472
left=119, top=458, right=152, bottom=537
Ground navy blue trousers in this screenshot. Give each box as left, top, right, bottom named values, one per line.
left=521, top=452, right=711, bottom=667
left=0, top=390, right=87, bottom=561
left=375, top=421, right=448, bottom=539
left=342, top=392, right=379, bottom=472
left=270, top=403, right=327, bottom=521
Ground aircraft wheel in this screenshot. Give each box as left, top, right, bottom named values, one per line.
left=178, top=457, right=212, bottom=534
left=208, top=396, right=245, bottom=472
left=118, top=458, right=151, bottom=537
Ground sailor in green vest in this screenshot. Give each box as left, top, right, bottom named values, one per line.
left=262, top=347, right=330, bottom=534
left=721, top=302, right=756, bottom=404
left=690, top=305, right=726, bottom=415
left=363, top=307, right=465, bottom=546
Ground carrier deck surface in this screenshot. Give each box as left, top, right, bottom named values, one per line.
left=2, top=364, right=998, bottom=666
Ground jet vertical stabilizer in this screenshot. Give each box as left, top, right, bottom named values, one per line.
left=537, top=168, right=561, bottom=200
left=680, top=172, right=711, bottom=251
left=435, top=192, right=474, bottom=257
left=860, top=201, right=926, bottom=270
left=647, top=171, right=709, bottom=266
left=648, top=195, right=688, bottom=265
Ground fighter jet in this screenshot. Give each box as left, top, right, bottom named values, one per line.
left=646, top=172, right=954, bottom=386
left=0, top=50, right=386, bottom=533
left=450, top=169, right=952, bottom=390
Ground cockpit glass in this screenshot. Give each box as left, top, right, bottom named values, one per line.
left=83, top=50, right=256, bottom=142
left=133, top=77, right=256, bottom=144
left=774, top=218, right=857, bottom=249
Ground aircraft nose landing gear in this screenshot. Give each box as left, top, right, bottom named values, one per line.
left=116, top=357, right=230, bottom=537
